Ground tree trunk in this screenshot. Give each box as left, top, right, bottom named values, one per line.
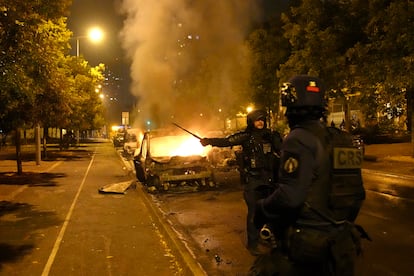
left=344, top=98, right=351, bottom=132
left=43, top=127, right=48, bottom=159
left=59, top=128, right=63, bottom=151
left=409, top=88, right=414, bottom=157
left=15, top=128, right=23, bottom=175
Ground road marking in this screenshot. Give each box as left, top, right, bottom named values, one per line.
left=41, top=153, right=95, bottom=276
left=363, top=168, right=414, bottom=181
left=1, top=185, right=27, bottom=201
left=44, top=161, right=63, bottom=173
left=0, top=161, right=63, bottom=201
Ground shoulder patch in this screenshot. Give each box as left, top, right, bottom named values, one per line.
left=282, top=152, right=300, bottom=175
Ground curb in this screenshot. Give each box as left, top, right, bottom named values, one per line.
left=115, top=148, right=208, bottom=275
left=362, top=168, right=414, bottom=181
left=363, top=155, right=378, bottom=162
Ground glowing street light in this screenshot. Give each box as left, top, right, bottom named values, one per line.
left=76, top=26, right=104, bottom=57
left=88, top=27, right=104, bottom=43
left=73, top=27, right=104, bottom=144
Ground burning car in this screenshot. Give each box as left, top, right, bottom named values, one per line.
left=133, top=130, right=216, bottom=192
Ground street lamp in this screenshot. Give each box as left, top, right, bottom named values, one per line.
left=73, top=27, right=104, bottom=143
left=75, top=27, right=104, bottom=57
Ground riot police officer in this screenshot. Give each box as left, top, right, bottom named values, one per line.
left=250, top=75, right=366, bottom=275
left=200, top=109, right=282, bottom=256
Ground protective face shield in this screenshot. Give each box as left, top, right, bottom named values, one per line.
left=247, top=109, right=267, bottom=128
left=280, top=75, right=326, bottom=108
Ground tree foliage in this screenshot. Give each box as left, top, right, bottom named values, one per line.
left=0, top=1, right=106, bottom=172
left=247, top=0, right=414, bottom=145
left=247, top=17, right=290, bottom=122
left=0, top=1, right=105, bottom=134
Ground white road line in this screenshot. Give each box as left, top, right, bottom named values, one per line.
left=1, top=161, right=63, bottom=201
left=363, top=168, right=414, bottom=181
left=41, top=153, right=96, bottom=276
left=44, top=161, right=63, bottom=173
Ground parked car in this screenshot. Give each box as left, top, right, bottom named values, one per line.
left=113, top=132, right=125, bottom=147
left=133, top=131, right=216, bottom=192
left=123, top=132, right=139, bottom=157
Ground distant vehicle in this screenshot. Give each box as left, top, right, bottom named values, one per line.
left=113, top=132, right=125, bottom=147
left=61, top=131, right=77, bottom=149
left=133, top=131, right=216, bottom=192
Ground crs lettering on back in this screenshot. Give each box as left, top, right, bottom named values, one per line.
left=333, top=147, right=362, bottom=169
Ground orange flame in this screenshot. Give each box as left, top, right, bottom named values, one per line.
left=150, top=135, right=210, bottom=157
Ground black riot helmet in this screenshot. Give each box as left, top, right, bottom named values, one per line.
left=281, top=75, right=326, bottom=108
left=247, top=109, right=267, bottom=128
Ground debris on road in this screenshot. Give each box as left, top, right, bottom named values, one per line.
left=98, top=181, right=136, bottom=194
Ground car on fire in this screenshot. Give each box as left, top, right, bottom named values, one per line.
left=133, top=130, right=216, bottom=192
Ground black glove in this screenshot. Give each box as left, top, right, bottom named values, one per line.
left=253, top=200, right=267, bottom=229
left=200, top=138, right=211, bottom=146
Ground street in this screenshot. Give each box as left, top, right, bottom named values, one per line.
left=150, top=166, right=414, bottom=276
left=357, top=171, right=414, bottom=275
left=1, top=141, right=414, bottom=275
left=0, top=143, right=202, bottom=276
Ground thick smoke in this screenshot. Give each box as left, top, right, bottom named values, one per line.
left=119, top=0, right=261, bottom=130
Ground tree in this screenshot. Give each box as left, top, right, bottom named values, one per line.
left=247, top=16, right=290, bottom=126
left=0, top=2, right=48, bottom=173
left=0, top=1, right=105, bottom=173
left=355, top=1, right=414, bottom=153
left=68, top=59, right=105, bottom=135
left=278, top=0, right=374, bottom=131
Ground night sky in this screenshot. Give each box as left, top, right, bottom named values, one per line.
left=67, top=0, right=133, bottom=124
left=66, top=0, right=289, bottom=78
left=66, top=0, right=290, bottom=125
left=67, top=0, right=125, bottom=67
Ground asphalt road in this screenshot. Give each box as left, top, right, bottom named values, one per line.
left=0, top=142, right=203, bottom=276
left=134, top=143, right=414, bottom=276
left=1, top=141, right=414, bottom=275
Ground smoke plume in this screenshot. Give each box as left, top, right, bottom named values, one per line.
left=119, top=0, right=261, bottom=130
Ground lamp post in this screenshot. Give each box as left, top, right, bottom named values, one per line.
left=75, top=27, right=104, bottom=57
left=74, top=27, right=104, bottom=142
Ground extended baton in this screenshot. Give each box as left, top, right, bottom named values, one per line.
left=172, top=122, right=202, bottom=140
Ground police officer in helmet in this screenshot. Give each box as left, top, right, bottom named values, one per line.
left=200, top=109, right=282, bottom=256
left=250, top=75, right=366, bottom=275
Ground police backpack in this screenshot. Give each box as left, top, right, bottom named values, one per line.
left=304, top=126, right=365, bottom=223
left=328, top=127, right=365, bottom=222
left=325, top=126, right=365, bottom=222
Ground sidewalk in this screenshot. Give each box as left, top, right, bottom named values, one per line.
left=0, top=141, right=203, bottom=275
left=363, top=142, right=414, bottom=177
left=0, top=144, right=108, bottom=203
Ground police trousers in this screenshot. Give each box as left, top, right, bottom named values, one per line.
left=244, top=174, right=274, bottom=248
left=248, top=225, right=363, bottom=276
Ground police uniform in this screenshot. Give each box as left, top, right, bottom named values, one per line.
left=200, top=110, right=282, bottom=255
left=250, top=75, right=365, bottom=275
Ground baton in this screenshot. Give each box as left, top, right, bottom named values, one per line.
left=172, top=122, right=202, bottom=140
